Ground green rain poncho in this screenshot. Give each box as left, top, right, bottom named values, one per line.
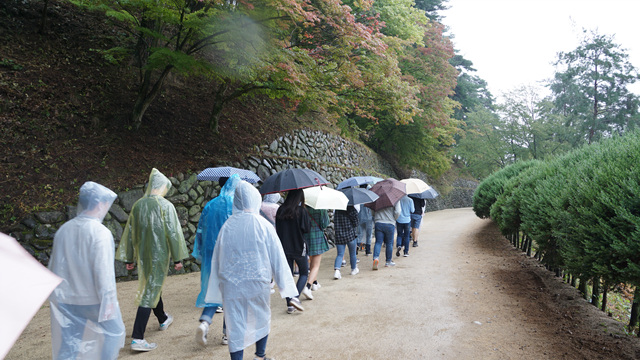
left=116, top=168, right=189, bottom=308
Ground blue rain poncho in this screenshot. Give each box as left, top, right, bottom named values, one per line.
left=48, top=182, right=125, bottom=360
left=116, top=168, right=189, bottom=308
left=192, top=173, right=241, bottom=308
left=205, top=181, right=298, bottom=353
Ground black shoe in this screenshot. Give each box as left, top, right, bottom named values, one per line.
left=412, top=241, right=418, bottom=247
left=396, top=247, right=401, bottom=257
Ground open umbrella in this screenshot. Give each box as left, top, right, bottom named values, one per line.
left=364, top=178, right=407, bottom=211
left=197, top=166, right=260, bottom=184
left=303, top=186, right=349, bottom=210
left=409, top=187, right=439, bottom=199
left=0, top=233, right=62, bottom=359
left=339, top=187, right=379, bottom=206
left=400, top=178, right=431, bottom=194
left=336, top=176, right=384, bottom=190
left=259, top=168, right=329, bottom=195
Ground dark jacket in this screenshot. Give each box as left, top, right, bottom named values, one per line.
left=275, top=206, right=311, bottom=256
left=333, top=206, right=359, bottom=245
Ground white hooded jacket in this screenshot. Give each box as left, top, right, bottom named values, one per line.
left=205, top=181, right=297, bottom=353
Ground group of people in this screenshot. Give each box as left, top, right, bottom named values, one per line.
left=46, top=169, right=427, bottom=360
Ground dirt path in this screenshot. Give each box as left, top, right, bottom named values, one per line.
left=7, top=208, right=640, bottom=359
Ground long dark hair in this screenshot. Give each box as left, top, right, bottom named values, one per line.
left=277, top=189, right=305, bottom=220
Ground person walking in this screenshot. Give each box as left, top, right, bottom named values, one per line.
left=260, top=193, right=281, bottom=227
left=303, top=206, right=330, bottom=292
left=205, top=181, right=298, bottom=360
left=116, top=168, right=189, bottom=352
left=48, top=182, right=125, bottom=360
left=275, top=189, right=311, bottom=314
left=395, top=195, right=415, bottom=257
left=193, top=174, right=241, bottom=347
left=333, top=205, right=360, bottom=279
left=371, top=200, right=401, bottom=269
left=410, top=196, right=426, bottom=247
left=356, top=202, right=374, bottom=256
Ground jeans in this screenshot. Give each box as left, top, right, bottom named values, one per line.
left=286, top=254, right=309, bottom=305
left=410, top=213, right=422, bottom=229
left=357, top=221, right=373, bottom=246
left=334, top=238, right=357, bottom=270
left=230, top=334, right=268, bottom=360
left=132, top=296, right=167, bottom=340
left=373, top=222, right=395, bottom=262
left=56, top=303, right=123, bottom=360
left=396, top=222, right=411, bottom=250
left=200, top=306, right=226, bottom=334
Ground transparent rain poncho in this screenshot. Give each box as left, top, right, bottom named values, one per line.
left=48, top=181, right=125, bottom=360
left=192, top=173, right=241, bottom=308
left=116, top=168, right=189, bottom=308
left=260, top=193, right=281, bottom=226
left=205, top=181, right=298, bottom=353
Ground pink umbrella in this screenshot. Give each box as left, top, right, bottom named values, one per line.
left=0, top=233, right=62, bottom=359
left=364, top=178, right=407, bottom=211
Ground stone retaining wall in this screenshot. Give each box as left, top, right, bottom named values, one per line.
left=8, top=128, right=476, bottom=280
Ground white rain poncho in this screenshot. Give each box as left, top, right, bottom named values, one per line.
left=116, top=168, right=189, bottom=308
left=48, top=181, right=126, bottom=360
left=205, top=181, right=297, bottom=353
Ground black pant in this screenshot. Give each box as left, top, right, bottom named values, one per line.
left=132, top=296, right=167, bottom=340
left=285, top=254, right=309, bottom=305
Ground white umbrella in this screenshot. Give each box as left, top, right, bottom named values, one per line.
left=400, top=178, right=431, bottom=194
left=303, top=186, right=349, bottom=210
left=0, top=232, right=62, bottom=359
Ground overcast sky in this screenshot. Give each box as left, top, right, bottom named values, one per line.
left=441, top=0, right=640, bottom=100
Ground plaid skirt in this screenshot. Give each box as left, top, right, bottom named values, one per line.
left=308, top=230, right=329, bottom=256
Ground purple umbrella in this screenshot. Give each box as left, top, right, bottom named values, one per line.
left=364, top=178, right=407, bottom=211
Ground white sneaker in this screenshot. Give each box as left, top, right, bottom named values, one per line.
left=341, top=259, right=346, bottom=267
left=289, top=297, right=304, bottom=311
left=301, top=286, right=314, bottom=300
left=196, top=322, right=208, bottom=346
left=159, top=314, right=173, bottom=331
left=311, top=282, right=321, bottom=291
left=131, top=339, right=157, bottom=352
left=221, top=334, right=229, bottom=345
left=216, top=307, right=224, bottom=313
left=350, top=267, right=359, bottom=276
left=334, top=269, right=342, bottom=280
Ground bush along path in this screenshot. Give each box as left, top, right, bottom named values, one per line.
left=473, top=130, right=640, bottom=335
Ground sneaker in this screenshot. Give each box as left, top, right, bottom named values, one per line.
left=412, top=241, right=418, bottom=247
left=216, top=307, right=224, bottom=313
left=287, top=306, right=296, bottom=314
left=396, top=247, right=402, bottom=257
left=334, top=269, right=342, bottom=280
left=159, top=314, right=173, bottom=331
left=289, top=297, right=304, bottom=311
left=356, top=258, right=360, bottom=263
left=131, top=339, right=157, bottom=352
left=403, top=253, right=409, bottom=257
left=311, top=282, right=320, bottom=291
left=221, top=334, right=229, bottom=345
left=301, top=286, right=314, bottom=300
left=253, top=357, right=274, bottom=360
left=350, top=267, right=359, bottom=276
left=196, top=322, right=209, bottom=346
left=385, top=261, right=396, bottom=267
left=341, top=259, right=346, bottom=267
left=372, top=258, right=379, bottom=270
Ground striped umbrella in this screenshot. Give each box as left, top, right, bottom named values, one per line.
left=197, top=167, right=260, bottom=184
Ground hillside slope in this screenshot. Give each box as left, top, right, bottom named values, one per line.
left=0, top=0, right=329, bottom=230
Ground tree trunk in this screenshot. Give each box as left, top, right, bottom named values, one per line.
left=208, top=81, right=230, bottom=133
left=601, top=287, right=608, bottom=312
left=591, top=277, right=600, bottom=308
left=526, top=236, right=532, bottom=257
left=571, top=275, right=577, bottom=288
left=630, top=287, right=640, bottom=333
left=130, top=67, right=173, bottom=128
left=578, top=278, right=588, bottom=300
left=38, top=0, right=49, bottom=34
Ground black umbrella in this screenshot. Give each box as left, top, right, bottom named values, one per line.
left=338, top=187, right=379, bottom=206
left=408, top=187, right=439, bottom=199
left=259, top=168, right=329, bottom=195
